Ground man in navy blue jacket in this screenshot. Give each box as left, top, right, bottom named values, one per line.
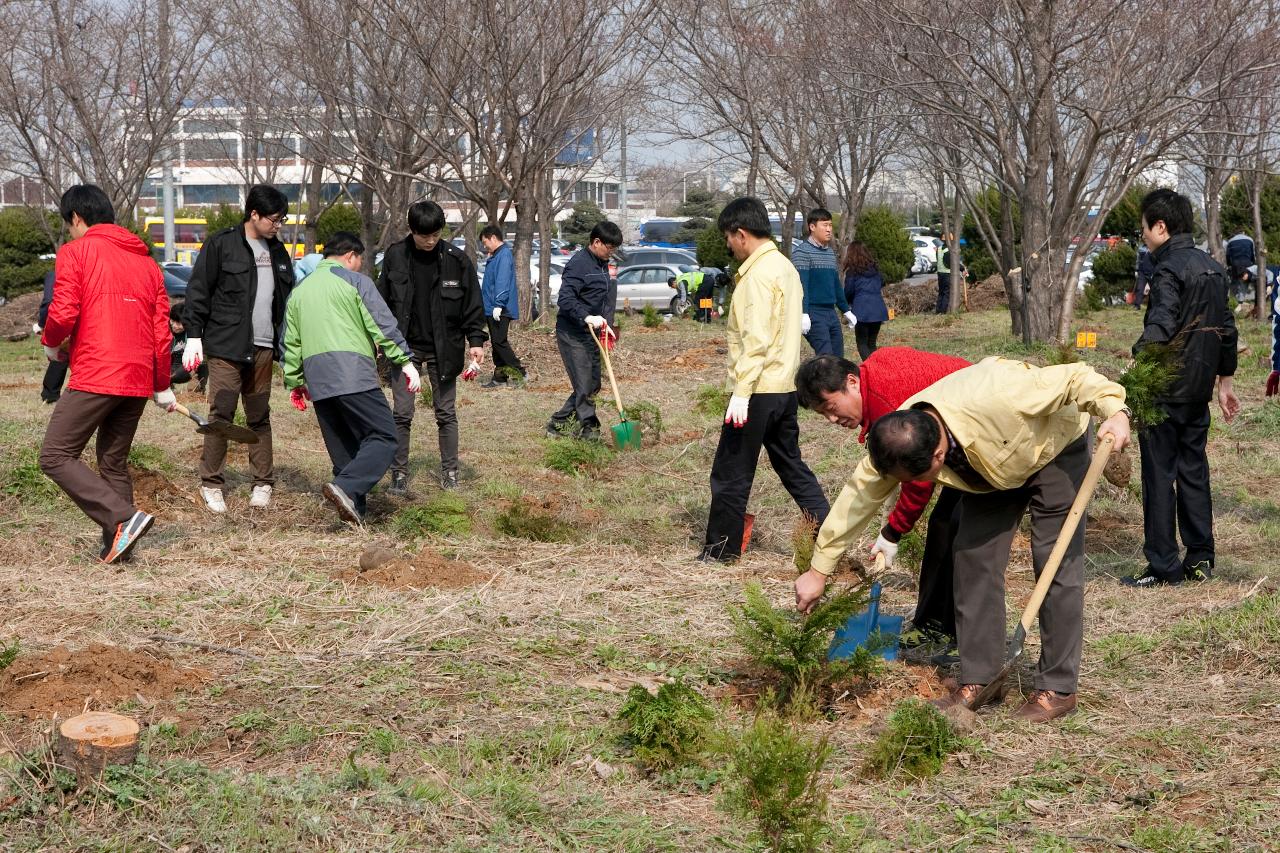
left=35, top=270, right=68, bottom=403
left=546, top=222, right=621, bottom=442
left=479, top=225, right=526, bottom=387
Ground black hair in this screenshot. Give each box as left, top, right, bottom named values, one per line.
left=1140, top=188, right=1193, bottom=236
left=243, top=184, right=288, bottom=221
left=479, top=224, right=504, bottom=241
left=667, top=276, right=677, bottom=286
left=795, top=355, right=860, bottom=410
left=408, top=201, right=446, bottom=235
left=59, top=184, right=115, bottom=226
left=589, top=221, right=623, bottom=247
left=717, top=196, right=771, bottom=238
left=867, top=409, right=941, bottom=478
left=322, top=231, right=365, bottom=258
left=806, top=207, right=832, bottom=227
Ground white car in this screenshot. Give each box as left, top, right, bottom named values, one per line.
left=615, top=263, right=701, bottom=312
left=911, top=236, right=938, bottom=270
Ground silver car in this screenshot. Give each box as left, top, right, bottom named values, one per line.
left=614, top=263, right=703, bottom=313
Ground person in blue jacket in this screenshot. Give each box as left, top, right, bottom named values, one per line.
left=1266, top=265, right=1280, bottom=398
left=841, top=241, right=889, bottom=360
left=792, top=208, right=856, bottom=356
left=478, top=225, right=526, bottom=387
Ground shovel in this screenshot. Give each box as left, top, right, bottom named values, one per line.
left=591, top=327, right=642, bottom=450
left=969, top=433, right=1115, bottom=708
left=829, top=554, right=903, bottom=661
left=171, top=402, right=260, bottom=444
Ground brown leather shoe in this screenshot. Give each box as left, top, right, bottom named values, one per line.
left=1014, top=690, right=1078, bottom=723
left=930, top=680, right=1008, bottom=712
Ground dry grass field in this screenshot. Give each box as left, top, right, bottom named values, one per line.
left=0, top=302, right=1277, bottom=851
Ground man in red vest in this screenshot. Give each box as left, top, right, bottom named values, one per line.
left=794, top=348, right=970, bottom=650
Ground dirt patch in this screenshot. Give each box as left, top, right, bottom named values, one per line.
left=0, top=644, right=212, bottom=719
left=965, top=274, right=1010, bottom=312
left=717, top=658, right=949, bottom=722
left=0, top=291, right=42, bottom=339
left=129, top=466, right=191, bottom=515
left=335, top=546, right=491, bottom=590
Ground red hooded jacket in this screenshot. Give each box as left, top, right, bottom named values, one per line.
left=857, top=346, right=971, bottom=536
left=41, top=224, right=171, bottom=397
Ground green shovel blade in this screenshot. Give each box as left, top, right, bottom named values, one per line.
left=611, top=418, right=642, bottom=450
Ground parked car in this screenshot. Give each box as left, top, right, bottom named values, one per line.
left=615, top=246, right=697, bottom=268
left=614, top=263, right=701, bottom=313
left=160, top=263, right=192, bottom=299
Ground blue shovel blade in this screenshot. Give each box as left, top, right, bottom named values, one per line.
left=829, top=582, right=903, bottom=662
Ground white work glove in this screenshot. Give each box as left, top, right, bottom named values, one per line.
left=724, top=394, right=750, bottom=427
left=584, top=314, right=605, bottom=329
left=43, top=344, right=66, bottom=363
left=844, top=311, right=858, bottom=329
left=801, top=313, right=811, bottom=334
left=402, top=361, right=422, bottom=393
left=492, top=306, right=502, bottom=321
left=152, top=388, right=177, bottom=411
left=32, top=323, right=42, bottom=334
left=183, top=337, right=204, bottom=372
left=871, top=533, right=898, bottom=568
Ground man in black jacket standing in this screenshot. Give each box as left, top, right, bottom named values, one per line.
left=376, top=201, right=487, bottom=492
left=545, top=221, right=621, bottom=442
left=34, top=270, right=68, bottom=403
left=1124, top=189, right=1240, bottom=588
left=182, top=185, right=295, bottom=514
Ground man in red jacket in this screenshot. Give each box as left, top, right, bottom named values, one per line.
left=39, top=185, right=175, bottom=564
left=795, top=348, right=971, bottom=648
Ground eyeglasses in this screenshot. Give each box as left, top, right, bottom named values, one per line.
left=262, top=214, right=286, bottom=227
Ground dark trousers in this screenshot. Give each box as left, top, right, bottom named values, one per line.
left=41, top=359, right=69, bottom=403
left=936, top=274, right=952, bottom=313
left=1139, top=401, right=1213, bottom=577
left=703, top=392, right=830, bottom=560
left=804, top=307, right=844, bottom=357
left=486, top=316, right=526, bottom=381
left=952, top=434, right=1089, bottom=694
left=389, top=353, right=458, bottom=476
left=854, top=322, right=882, bottom=361
left=201, top=348, right=274, bottom=488
left=39, top=390, right=146, bottom=536
left=694, top=279, right=715, bottom=322
left=550, top=327, right=601, bottom=431
left=314, top=388, right=397, bottom=516
left=913, top=486, right=961, bottom=637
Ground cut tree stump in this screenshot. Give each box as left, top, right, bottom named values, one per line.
left=56, top=712, right=140, bottom=780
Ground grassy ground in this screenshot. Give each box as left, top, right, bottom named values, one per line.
left=0, top=304, right=1277, bottom=851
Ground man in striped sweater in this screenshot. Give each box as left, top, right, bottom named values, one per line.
left=792, top=208, right=857, bottom=357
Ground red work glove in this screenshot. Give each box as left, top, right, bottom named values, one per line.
left=600, top=322, right=617, bottom=352
left=461, top=360, right=480, bottom=381
left=290, top=387, right=310, bottom=411
left=1267, top=371, right=1279, bottom=397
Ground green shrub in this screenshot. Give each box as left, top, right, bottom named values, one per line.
left=642, top=304, right=662, bottom=328
left=391, top=493, right=471, bottom=538
left=2, top=450, right=61, bottom=505
left=725, top=711, right=832, bottom=853
left=1088, top=243, right=1137, bottom=305
left=617, top=680, right=716, bottom=772
left=696, top=223, right=733, bottom=269
left=1120, top=339, right=1182, bottom=430
left=203, top=203, right=242, bottom=235
left=732, top=582, right=871, bottom=712
left=1080, top=284, right=1106, bottom=313
left=493, top=501, right=575, bottom=542
left=624, top=399, right=662, bottom=441
left=543, top=437, right=613, bottom=476
left=964, top=249, right=998, bottom=282
left=695, top=385, right=731, bottom=418
left=127, top=443, right=171, bottom=472
left=0, top=206, right=58, bottom=298
left=0, top=637, right=19, bottom=672
left=317, top=204, right=363, bottom=246
left=855, top=206, right=913, bottom=284
left=863, top=699, right=959, bottom=780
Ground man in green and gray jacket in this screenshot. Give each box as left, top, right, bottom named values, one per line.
left=282, top=232, right=421, bottom=525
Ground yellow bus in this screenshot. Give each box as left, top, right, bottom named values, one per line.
left=145, top=215, right=316, bottom=263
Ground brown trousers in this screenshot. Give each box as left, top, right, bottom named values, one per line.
left=39, top=389, right=146, bottom=535
left=200, top=348, right=275, bottom=488
left=952, top=434, right=1089, bottom=694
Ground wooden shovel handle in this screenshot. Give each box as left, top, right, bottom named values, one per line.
left=171, top=402, right=194, bottom=420
left=1016, top=433, right=1115, bottom=634
left=591, top=326, right=626, bottom=419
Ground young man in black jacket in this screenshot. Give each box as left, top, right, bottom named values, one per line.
left=182, top=185, right=295, bottom=514
left=376, top=201, right=487, bottom=492
left=1124, top=189, right=1241, bottom=588
left=545, top=221, right=621, bottom=442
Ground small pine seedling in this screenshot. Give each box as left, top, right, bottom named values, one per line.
left=1119, top=338, right=1183, bottom=431
left=392, top=493, right=471, bottom=538
left=617, top=680, right=716, bottom=772
left=694, top=385, right=731, bottom=418
left=862, top=698, right=959, bottom=780
left=642, top=304, right=662, bottom=327
left=543, top=437, right=614, bottom=475
left=0, top=637, right=19, bottom=672
left=791, top=516, right=818, bottom=573
left=725, top=710, right=833, bottom=853
left=493, top=501, right=575, bottom=542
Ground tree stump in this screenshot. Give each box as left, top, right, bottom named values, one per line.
left=56, top=712, right=140, bottom=780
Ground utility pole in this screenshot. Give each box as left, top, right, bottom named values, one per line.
left=162, top=161, right=176, bottom=263
left=618, top=122, right=628, bottom=237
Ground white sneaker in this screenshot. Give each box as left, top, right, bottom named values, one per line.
left=249, top=484, right=272, bottom=508
left=200, top=486, right=226, bottom=514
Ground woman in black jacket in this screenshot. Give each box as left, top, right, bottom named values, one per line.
left=842, top=241, right=889, bottom=360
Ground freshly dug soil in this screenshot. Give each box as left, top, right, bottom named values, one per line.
left=0, top=291, right=42, bottom=339
left=336, top=547, right=490, bottom=590
left=129, top=466, right=190, bottom=515
left=966, top=274, right=1011, bottom=311
left=1104, top=451, right=1133, bottom=487
left=0, top=644, right=211, bottom=719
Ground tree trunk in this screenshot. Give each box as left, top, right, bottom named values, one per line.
left=1251, top=176, right=1267, bottom=318
left=537, top=169, right=552, bottom=325
left=514, top=184, right=536, bottom=327
left=358, top=169, right=377, bottom=275
left=779, top=198, right=797, bottom=259
left=1204, top=166, right=1226, bottom=265
left=57, top=712, right=139, bottom=782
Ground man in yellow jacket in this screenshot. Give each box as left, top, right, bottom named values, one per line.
left=700, top=197, right=830, bottom=562
left=796, top=357, right=1132, bottom=722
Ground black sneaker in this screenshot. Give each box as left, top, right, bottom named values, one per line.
left=102, top=511, right=154, bottom=564
left=323, top=482, right=363, bottom=526
left=580, top=428, right=602, bottom=443
left=928, top=645, right=960, bottom=667
left=387, top=471, right=408, bottom=497
left=1121, top=567, right=1182, bottom=588
left=441, top=470, right=459, bottom=490
left=1184, top=560, right=1213, bottom=582
left=480, top=379, right=505, bottom=389
left=899, top=624, right=953, bottom=650
left=546, top=420, right=573, bottom=438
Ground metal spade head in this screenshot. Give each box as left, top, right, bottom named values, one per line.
left=173, top=403, right=259, bottom=444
